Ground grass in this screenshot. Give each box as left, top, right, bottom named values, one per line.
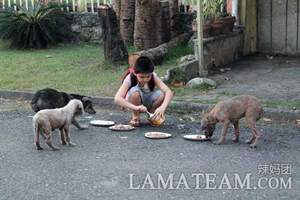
left=1, top=40, right=298, bottom=111
left=0, top=40, right=192, bottom=97
left=0, top=41, right=130, bottom=96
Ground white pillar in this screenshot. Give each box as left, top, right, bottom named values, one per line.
left=196, top=0, right=207, bottom=77
left=91, top=0, right=94, bottom=12
left=72, top=0, right=75, bottom=11
left=232, top=0, right=239, bottom=25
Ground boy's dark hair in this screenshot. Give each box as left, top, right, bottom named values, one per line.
left=134, top=56, right=154, bottom=74
left=122, top=56, right=155, bottom=92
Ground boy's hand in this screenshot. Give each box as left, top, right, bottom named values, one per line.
left=153, top=106, right=166, bottom=119
left=135, top=105, right=147, bottom=113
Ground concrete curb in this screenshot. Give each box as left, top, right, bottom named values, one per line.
left=0, top=90, right=299, bottom=122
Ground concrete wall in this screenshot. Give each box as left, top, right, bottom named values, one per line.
left=164, top=31, right=243, bottom=83
left=69, top=13, right=103, bottom=43
left=257, top=0, right=300, bottom=55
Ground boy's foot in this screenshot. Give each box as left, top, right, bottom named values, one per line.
left=129, top=118, right=140, bottom=127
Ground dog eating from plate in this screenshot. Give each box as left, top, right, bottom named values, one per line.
left=200, top=95, right=263, bottom=148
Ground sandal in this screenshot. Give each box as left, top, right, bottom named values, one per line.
left=129, top=118, right=140, bottom=127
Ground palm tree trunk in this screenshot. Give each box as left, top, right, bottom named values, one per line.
left=112, top=0, right=121, bottom=20
left=120, top=0, right=135, bottom=46
left=169, top=0, right=179, bottom=37
left=134, top=0, right=160, bottom=51
left=98, top=5, right=128, bottom=62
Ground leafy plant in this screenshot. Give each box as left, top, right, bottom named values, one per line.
left=203, top=0, right=224, bottom=21
left=0, top=1, right=73, bottom=49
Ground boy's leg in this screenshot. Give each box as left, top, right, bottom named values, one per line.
left=128, top=91, right=142, bottom=126
left=149, top=92, right=165, bottom=113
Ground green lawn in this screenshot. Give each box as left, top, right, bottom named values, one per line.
left=1, top=41, right=297, bottom=110
left=0, top=41, right=191, bottom=96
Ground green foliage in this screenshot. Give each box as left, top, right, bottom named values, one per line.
left=203, top=0, right=225, bottom=20
left=0, top=1, right=73, bottom=49
left=168, top=67, right=188, bottom=83
left=164, top=44, right=194, bottom=65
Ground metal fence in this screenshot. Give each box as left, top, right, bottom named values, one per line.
left=0, top=0, right=196, bottom=13
left=1, top=0, right=111, bottom=12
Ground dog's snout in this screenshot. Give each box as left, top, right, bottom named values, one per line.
left=85, top=106, right=96, bottom=114
left=201, top=125, right=205, bottom=131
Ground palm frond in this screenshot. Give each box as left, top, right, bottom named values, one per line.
left=0, top=1, right=72, bottom=49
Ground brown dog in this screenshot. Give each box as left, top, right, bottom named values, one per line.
left=33, top=99, right=84, bottom=150
left=201, top=95, right=263, bottom=148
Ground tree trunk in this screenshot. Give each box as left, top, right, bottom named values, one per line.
left=158, top=1, right=171, bottom=43
left=98, top=5, right=128, bottom=62
left=120, top=0, right=135, bottom=46
left=134, top=0, right=161, bottom=51
left=169, top=0, right=179, bottom=37
left=135, top=32, right=193, bottom=64
left=112, top=0, right=121, bottom=20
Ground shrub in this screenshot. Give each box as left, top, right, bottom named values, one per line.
left=0, top=1, right=73, bottom=49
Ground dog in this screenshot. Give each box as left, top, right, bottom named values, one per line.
left=201, top=95, right=263, bottom=148
left=30, top=88, right=96, bottom=129
left=33, top=99, right=84, bottom=150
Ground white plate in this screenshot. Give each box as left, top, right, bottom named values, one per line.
left=144, top=132, right=172, bottom=139
left=109, top=124, right=135, bottom=131
left=90, top=120, right=115, bottom=127
left=183, top=134, right=210, bottom=141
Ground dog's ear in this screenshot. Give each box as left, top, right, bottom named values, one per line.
left=77, top=103, right=84, bottom=113
left=206, top=105, right=214, bottom=113
left=201, top=105, right=214, bottom=116
left=207, top=115, right=217, bottom=124
left=82, top=97, right=91, bottom=103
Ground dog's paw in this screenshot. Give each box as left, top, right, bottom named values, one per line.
left=250, top=143, right=257, bottom=148
left=213, top=140, right=224, bottom=145
left=232, top=138, right=239, bottom=143
left=36, top=146, right=43, bottom=150
left=51, top=147, right=60, bottom=151
left=214, top=137, right=225, bottom=145
left=68, top=142, right=77, bottom=147
left=79, top=125, right=89, bottom=130
left=246, top=139, right=253, bottom=144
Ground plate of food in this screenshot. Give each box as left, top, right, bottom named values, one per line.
left=108, top=124, right=135, bottom=131
left=183, top=134, right=210, bottom=141
left=90, top=120, right=115, bottom=127
left=144, top=132, right=172, bottom=139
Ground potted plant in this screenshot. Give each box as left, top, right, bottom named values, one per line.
left=216, top=0, right=236, bottom=33
left=220, top=15, right=236, bottom=33
left=203, top=0, right=223, bottom=36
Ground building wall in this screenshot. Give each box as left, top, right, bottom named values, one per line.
left=257, top=0, right=300, bottom=55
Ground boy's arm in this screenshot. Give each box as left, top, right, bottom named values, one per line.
left=114, top=82, right=137, bottom=111
left=154, top=76, right=173, bottom=111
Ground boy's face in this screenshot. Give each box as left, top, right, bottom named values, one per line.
left=135, top=73, right=152, bottom=85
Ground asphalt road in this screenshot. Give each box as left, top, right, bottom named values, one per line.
left=0, top=106, right=299, bottom=200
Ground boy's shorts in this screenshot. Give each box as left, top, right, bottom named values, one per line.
left=126, top=85, right=163, bottom=110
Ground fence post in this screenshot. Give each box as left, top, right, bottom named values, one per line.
left=72, top=0, right=75, bottom=11
left=196, top=0, right=207, bottom=76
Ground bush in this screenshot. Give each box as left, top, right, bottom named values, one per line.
left=0, top=1, right=73, bottom=49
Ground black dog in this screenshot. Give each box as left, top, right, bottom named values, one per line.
left=31, top=88, right=96, bottom=129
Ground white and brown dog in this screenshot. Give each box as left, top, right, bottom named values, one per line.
left=33, top=99, right=84, bottom=150
left=201, top=95, right=263, bottom=148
